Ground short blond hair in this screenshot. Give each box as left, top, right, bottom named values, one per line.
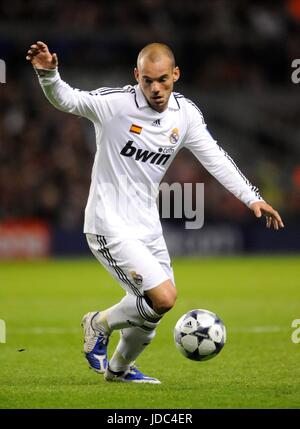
left=137, top=43, right=176, bottom=68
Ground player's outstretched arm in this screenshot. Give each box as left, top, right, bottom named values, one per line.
left=26, top=41, right=100, bottom=122
left=250, top=201, right=284, bottom=230
left=26, top=41, right=58, bottom=70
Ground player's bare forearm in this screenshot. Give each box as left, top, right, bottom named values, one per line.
left=26, top=41, right=58, bottom=70
left=250, top=201, right=284, bottom=230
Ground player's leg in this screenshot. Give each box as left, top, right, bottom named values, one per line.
left=106, top=235, right=176, bottom=383
left=104, top=325, right=160, bottom=384
left=105, top=278, right=176, bottom=375
left=83, top=234, right=165, bottom=377
left=144, top=233, right=177, bottom=314
left=81, top=294, right=161, bottom=374
left=106, top=281, right=174, bottom=379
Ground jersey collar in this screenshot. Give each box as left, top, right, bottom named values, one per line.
left=135, top=85, right=180, bottom=111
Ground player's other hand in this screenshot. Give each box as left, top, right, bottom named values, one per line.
left=250, top=201, right=284, bottom=230
left=26, top=41, right=58, bottom=70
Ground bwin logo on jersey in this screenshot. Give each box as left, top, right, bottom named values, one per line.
left=120, top=141, right=171, bottom=166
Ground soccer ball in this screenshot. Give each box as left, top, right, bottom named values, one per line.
left=174, top=309, right=226, bottom=361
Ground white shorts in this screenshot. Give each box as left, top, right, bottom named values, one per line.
left=86, top=233, right=174, bottom=296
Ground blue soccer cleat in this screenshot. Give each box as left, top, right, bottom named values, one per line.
left=81, top=311, right=109, bottom=373
left=104, top=364, right=161, bottom=384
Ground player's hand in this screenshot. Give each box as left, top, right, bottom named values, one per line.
left=250, top=201, right=284, bottom=230
left=26, top=41, right=58, bottom=70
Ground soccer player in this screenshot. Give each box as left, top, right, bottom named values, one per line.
left=26, top=41, right=284, bottom=384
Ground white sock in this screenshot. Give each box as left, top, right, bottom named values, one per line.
left=91, top=294, right=161, bottom=334
left=106, top=293, right=161, bottom=331
left=109, top=326, right=156, bottom=372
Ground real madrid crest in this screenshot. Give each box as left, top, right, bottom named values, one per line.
left=169, top=128, right=179, bottom=144
left=130, top=271, right=143, bottom=285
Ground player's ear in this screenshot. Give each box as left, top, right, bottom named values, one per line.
left=173, top=66, right=180, bottom=83
left=134, top=67, right=139, bottom=83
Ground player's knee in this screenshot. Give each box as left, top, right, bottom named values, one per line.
left=145, top=280, right=177, bottom=314
left=154, top=287, right=177, bottom=314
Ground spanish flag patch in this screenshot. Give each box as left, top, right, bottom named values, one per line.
left=130, top=124, right=143, bottom=134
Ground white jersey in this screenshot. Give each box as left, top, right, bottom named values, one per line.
left=37, top=69, right=262, bottom=239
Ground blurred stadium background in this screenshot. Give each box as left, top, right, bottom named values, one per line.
left=1, top=0, right=300, bottom=258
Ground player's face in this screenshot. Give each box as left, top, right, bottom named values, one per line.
left=134, top=57, right=180, bottom=113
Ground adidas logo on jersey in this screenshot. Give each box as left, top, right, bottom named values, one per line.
left=120, top=141, right=171, bottom=166
left=151, top=119, right=161, bottom=127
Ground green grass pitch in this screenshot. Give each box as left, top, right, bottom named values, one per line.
left=0, top=256, right=299, bottom=409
